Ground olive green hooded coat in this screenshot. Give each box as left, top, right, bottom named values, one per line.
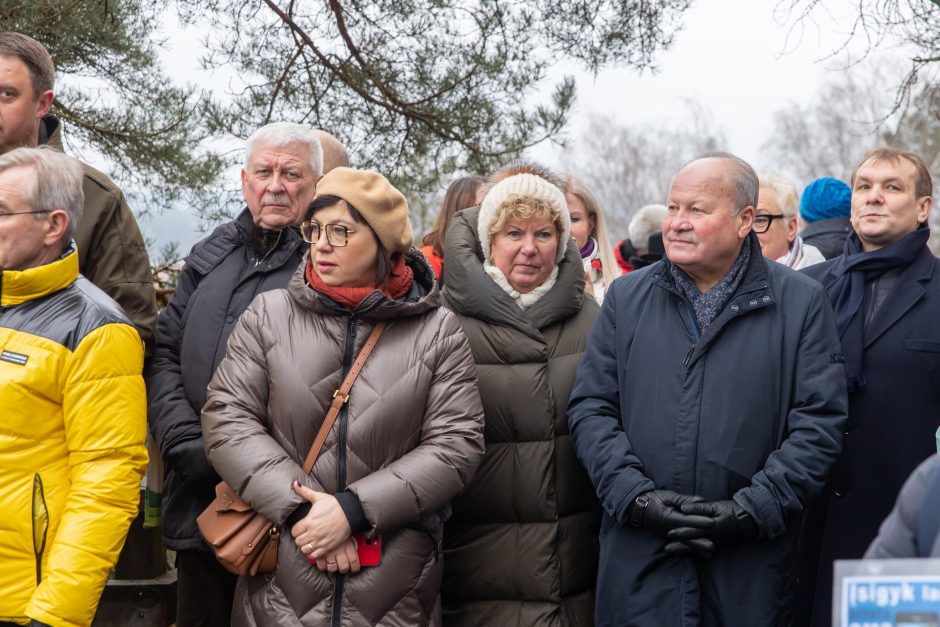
left=440, top=207, right=601, bottom=626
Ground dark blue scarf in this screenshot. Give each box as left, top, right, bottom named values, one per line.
left=827, top=227, right=929, bottom=391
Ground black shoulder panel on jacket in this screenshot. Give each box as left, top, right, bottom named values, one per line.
left=0, top=277, right=133, bottom=351
left=185, top=220, right=240, bottom=277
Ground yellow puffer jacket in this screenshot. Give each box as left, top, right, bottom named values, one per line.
left=0, top=248, right=147, bottom=627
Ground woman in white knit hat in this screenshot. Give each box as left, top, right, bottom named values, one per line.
left=440, top=159, right=600, bottom=626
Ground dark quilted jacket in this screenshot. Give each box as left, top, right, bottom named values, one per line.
left=440, top=207, right=601, bottom=626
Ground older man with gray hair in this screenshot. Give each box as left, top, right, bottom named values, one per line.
left=0, top=147, right=147, bottom=627
left=146, top=122, right=322, bottom=627
left=568, top=152, right=847, bottom=625
left=755, top=172, right=825, bottom=270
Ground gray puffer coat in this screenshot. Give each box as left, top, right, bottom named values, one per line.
left=201, top=250, right=485, bottom=626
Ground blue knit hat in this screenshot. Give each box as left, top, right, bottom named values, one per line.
left=800, top=177, right=851, bottom=223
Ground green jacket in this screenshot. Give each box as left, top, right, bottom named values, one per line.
left=35, top=116, right=157, bottom=353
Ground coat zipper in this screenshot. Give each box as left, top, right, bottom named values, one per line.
left=332, top=314, right=357, bottom=627
left=681, top=301, right=700, bottom=366
left=32, top=473, right=48, bottom=585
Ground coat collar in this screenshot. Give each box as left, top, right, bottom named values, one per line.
left=863, top=244, right=935, bottom=347
left=651, top=232, right=776, bottom=366
left=1, top=245, right=78, bottom=307
left=805, top=241, right=936, bottom=348
left=287, top=247, right=440, bottom=321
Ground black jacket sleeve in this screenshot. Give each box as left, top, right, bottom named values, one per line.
left=145, top=262, right=203, bottom=458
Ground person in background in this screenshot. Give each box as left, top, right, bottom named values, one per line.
left=0, top=31, right=156, bottom=352
left=568, top=152, right=847, bottom=626
left=613, top=237, right=635, bottom=273
left=627, top=204, right=667, bottom=270
left=756, top=172, right=825, bottom=270
left=798, top=148, right=940, bottom=626
left=0, top=147, right=147, bottom=627
left=866, top=454, right=940, bottom=559
left=441, top=160, right=600, bottom=626
left=420, top=175, right=484, bottom=281
left=313, top=129, right=349, bottom=173
left=146, top=123, right=322, bottom=627
left=202, top=167, right=484, bottom=626
left=799, top=176, right=853, bottom=259
left=565, top=175, right=619, bottom=304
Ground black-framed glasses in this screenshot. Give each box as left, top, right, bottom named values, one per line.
left=300, top=222, right=357, bottom=247
left=752, top=213, right=786, bottom=234
left=0, top=210, right=51, bottom=219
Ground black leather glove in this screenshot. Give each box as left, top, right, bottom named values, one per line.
left=675, top=499, right=759, bottom=546
left=164, top=438, right=220, bottom=494
left=627, top=490, right=716, bottom=537
left=664, top=537, right=716, bottom=559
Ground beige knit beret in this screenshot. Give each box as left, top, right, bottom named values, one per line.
left=314, top=167, right=413, bottom=254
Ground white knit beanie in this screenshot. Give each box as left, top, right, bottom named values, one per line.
left=477, top=173, right=571, bottom=263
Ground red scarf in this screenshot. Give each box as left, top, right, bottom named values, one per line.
left=306, top=254, right=414, bottom=309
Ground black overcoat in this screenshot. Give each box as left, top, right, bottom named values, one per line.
left=798, top=245, right=940, bottom=626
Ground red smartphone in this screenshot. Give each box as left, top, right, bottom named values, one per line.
left=308, top=533, right=382, bottom=567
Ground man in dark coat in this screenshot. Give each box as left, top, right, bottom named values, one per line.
left=146, top=123, right=323, bottom=627
left=797, top=147, right=940, bottom=626
left=567, top=152, right=848, bottom=626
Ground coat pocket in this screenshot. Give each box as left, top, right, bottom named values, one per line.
left=32, top=473, right=48, bottom=585
left=904, top=339, right=940, bottom=353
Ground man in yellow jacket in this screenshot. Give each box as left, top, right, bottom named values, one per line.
left=0, top=146, right=147, bottom=627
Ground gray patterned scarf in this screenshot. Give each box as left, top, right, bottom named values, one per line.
left=669, top=236, right=752, bottom=332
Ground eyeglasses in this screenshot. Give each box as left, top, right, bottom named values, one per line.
left=0, top=210, right=51, bottom=219
left=752, top=213, right=786, bottom=234
left=300, top=222, right=357, bottom=247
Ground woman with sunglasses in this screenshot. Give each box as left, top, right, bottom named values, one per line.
left=201, top=167, right=485, bottom=626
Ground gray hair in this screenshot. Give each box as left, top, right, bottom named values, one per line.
left=0, top=146, right=84, bottom=245
left=245, top=122, right=324, bottom=176
left=629, top=204, right=667, bottom=249
left=686, top=151, right=759, bottom=214
left=758, top=172, right=799, bottom=220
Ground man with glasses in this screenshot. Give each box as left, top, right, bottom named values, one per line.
left=797, top=148, right=940, bottom=626
left=0, top=147, right=147, bottom=627
left=568, top=152, right=847, bottom=626
left=146, top=123, right=324, bottom=627
left=754, top=172, right=826, bottom=270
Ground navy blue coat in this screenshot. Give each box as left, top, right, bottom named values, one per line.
left=568, top=239, right=848, bottom=627
left=797, top=245, right=940, bottom=626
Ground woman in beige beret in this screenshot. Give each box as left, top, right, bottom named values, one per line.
left=201, top=167, right=485, bottom=626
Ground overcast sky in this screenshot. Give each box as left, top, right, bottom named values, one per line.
left=140, top=0, right=902, bottom=254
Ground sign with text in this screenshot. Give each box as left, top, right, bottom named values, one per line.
left=836, top=559, right=940, bottom=627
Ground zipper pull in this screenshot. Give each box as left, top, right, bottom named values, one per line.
left=683, top=344, right=696, bottom=366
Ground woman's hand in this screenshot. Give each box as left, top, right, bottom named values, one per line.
left=309, top=536, right=361, bottom=574
left=291, top=482, right=352, bottom=558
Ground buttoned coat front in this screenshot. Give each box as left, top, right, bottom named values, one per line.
left=798, top=245, right=940, bottom=626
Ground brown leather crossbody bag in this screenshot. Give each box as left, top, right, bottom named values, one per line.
left=196, top=322, right=387, bottom=576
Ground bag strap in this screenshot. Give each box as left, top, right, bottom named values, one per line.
left=301, top=321, right=387, bottom=474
